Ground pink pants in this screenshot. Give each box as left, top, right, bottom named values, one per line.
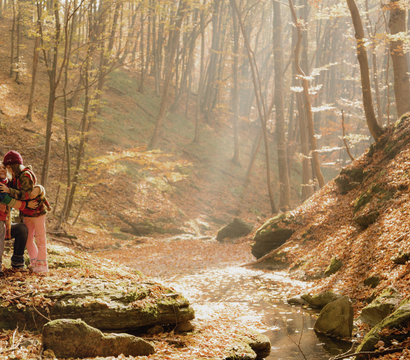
left=23, top=215, right=47, bottom=269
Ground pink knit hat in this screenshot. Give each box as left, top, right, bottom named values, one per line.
left=3, top=151, right=23, bottom=166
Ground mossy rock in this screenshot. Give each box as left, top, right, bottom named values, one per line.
left=43, top=319, right=155, bottom=358
left=340, top=167, right=365, bottom=183
left=0, top=278, right=195, bottom=332
left=314, top=296, right=354, bottom=338
left=363, top=276, right=380, bottom=289
left=251, top=213, right=295, bottom=259
left=301, top=291, right=341, bottom=309
left=324, top=257, right=343, bottom=277
left=216, top=218, right=253, bottom=241
left=391, top=252, right=410, bottom=264
left=353, top=210, right=379, bottom=227
left=353, top=184, right=395, bottom=219
left=225, top=329, right=271, bottom=360
left=359, top=288, right=400, bottom=327
left=355, top=301, right=410, bottom=359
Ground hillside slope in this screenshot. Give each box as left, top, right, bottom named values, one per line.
left=255, top=114, right=410, bottom=315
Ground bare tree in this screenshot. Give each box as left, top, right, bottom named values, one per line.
left=345, top=0, right=384, bottom=141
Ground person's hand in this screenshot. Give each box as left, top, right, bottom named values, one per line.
left=27, top=200, right=39, bottom=209
left=0, top=184, right=10, bottom=193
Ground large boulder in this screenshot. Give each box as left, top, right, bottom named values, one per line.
left=0, top=278, right=194, bottom=331
left=314, top=296, right=354, bottom=338
left=359, top=288, right=401, bottom=327
left=251, top=213, right=295, bottom=259
left=355, top=300, right=410, bottom=359
left=216, top=218, right=253, bottom=241
left=43, top=319, right=155, bottom=358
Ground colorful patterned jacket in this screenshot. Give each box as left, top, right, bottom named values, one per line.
left=0, top=178, right=28, bottom=239
left=8, top=166, right=51, bottom=217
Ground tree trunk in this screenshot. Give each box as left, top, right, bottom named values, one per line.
left=289, top=0, right=325, bottom=188
left=202, top=0, right=220, bottom=120
left=230, top=0, right=277, bottom=214
left=139, top=11, right=145, bottom=93
left=232, top=3, right=239, bottom=165
left=194, top=3, right=205, bottom=143
left=26, top=28, right=40, bottom=120
left=273, top=0, right=290, bottom=209
left=345, top=0, right=384, bottom=140
left=388, top=0, right=410, bottom=117
left=9, top=0, right=15, bottom=78
left=149, top=0, right=188, bottom=148
left=15, top=0, right=21, bottom=83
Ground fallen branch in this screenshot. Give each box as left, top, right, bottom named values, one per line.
left=47, top=231, right=78, bottom=239
left=329, top=347, right=406, bottom=360
left=32, top=304, right=51, bottom=322
left=49, top=236, right=90, bottom=249
left=141, top=337, right=186, bottom=345
left=3, top=291, right=34, bottom=302
left=240, top=240, right=291, bottom=267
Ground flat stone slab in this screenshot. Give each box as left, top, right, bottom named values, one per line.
left=0, top=278, right=194, bottom=331
left=43, top=319, right=155, bottom=358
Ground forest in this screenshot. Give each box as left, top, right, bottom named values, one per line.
left=0, top=0, right=410, bottom=358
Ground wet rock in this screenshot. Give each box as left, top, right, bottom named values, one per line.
left=355, top=300, right=410, bottom=359
left=43, top=319, right=155, bottom=358
left=251, top=213, right=296, bottom=259
left=225, top=329, right=271, bottom=360
left=301, top=291, right=342, bottom=309
left=314, top=296, right=354, bottom=338
left=238, top=329, right=271, bottom=358
left=287, top=295, right=308, bottom=306
left=363, top=275, right=380, bottom=288
left=0, top=278, right=195, bottom=331
left=359, top=288, right=400, bottom=327
left=224, top=342, right=256, bottom=360
left=391, top=252, right=410, bottom=264
left=216, top=218, right=253, bottom=241
left=324, top=257, right=343, bottom=277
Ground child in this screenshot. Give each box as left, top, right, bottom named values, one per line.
left=0, top=151, right=51, bottom=274
left=0, top=162, right=36, bottom=276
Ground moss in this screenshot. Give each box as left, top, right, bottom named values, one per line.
left=354, top=184, right=380, bottom=213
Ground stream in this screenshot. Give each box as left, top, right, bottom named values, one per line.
left=158, top=266, right=353, bottom=360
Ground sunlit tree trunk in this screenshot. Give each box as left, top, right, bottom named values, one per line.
left=194, top=2, right=205, bottom=143
left=9, top=0, right=15, bottom=78
left=345, top=0, right=384, bottom=140
left=273, top=0, right=290, bottom=208
left=149, top=0, right=188, bottom=148
left=26, top=19, right=41, bottom=121
left=15, top=0, right=21, bottom=83
left=232, top=3, right=240, bottom=165
left=289, top=0, right=325, bottom=188
left=389, top=0, right=410, bottom=117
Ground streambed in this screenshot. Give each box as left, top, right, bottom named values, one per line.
left=159, top=267, right=353, bottom=360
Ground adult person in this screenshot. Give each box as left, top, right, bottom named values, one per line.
left=0, top=162, right=37, bottom=276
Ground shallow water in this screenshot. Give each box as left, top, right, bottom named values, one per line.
left=160, top=267, right=353, bottom=360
